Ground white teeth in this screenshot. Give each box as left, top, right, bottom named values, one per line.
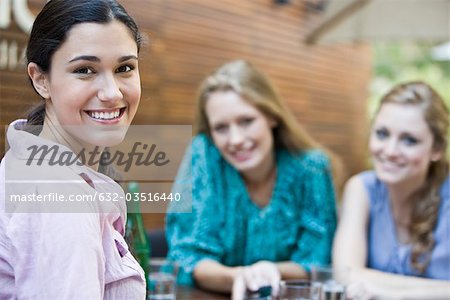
left=89, top=109, right=121, bottom=120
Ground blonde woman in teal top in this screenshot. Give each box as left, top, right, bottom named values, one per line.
left=166, top=60, right=338, bottom=299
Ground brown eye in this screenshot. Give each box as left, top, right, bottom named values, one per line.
left=116, top=65, right=134, bottom=73
left=73, top=67, right=94, bottom=74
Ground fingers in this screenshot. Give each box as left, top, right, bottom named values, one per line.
left=346, top=282, right=373, bottom=300
left=269, top=269, right=280, bottom=296
left=232, top=268, right=259, bottom=300
left=231, top=261, right=281, bottom=300
left=256, top=261, right=280, bottom=296
left=232, top=275, right=246, bottom=300
left=251, top=261, right=280, bottom=292
left=242, top=266, right=260, bottom=292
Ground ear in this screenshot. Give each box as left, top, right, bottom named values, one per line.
left=267, top=116, right=278, bottom=128
left=28, top=62, right=50, bottom=99
left=431, top=149, right=443, bottom=162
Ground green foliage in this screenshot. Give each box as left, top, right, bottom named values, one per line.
left=370, top=42, right=450, bottom=158
left=370, top=42, right=450, bottom=116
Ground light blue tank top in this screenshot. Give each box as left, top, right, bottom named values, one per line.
left=360, top=171, right=450, bottom=280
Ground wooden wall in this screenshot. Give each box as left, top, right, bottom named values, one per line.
left=1, top=0, right=372, bottom=229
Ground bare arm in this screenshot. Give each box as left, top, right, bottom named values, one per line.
left=349, top=268, right=450, bottom=300
left=333, top=175, right=450, bottom=300
left=333, top=175, right=369, bottom=271
left=193, top=259, right=308, bottom=293
left=193, top=259, right=242, bottom=293
left=276, top=261, right=309, bottom=280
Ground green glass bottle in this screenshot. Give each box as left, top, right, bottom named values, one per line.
left=125, top=182, right=151, bottom=282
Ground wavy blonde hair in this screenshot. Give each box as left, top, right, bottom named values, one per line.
left=195, top=60, right=318, bottom=152
left=195, top=59, right=344, bottom=187
left=377, top=81, right=449, bottom=273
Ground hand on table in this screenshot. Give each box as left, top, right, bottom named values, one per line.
left=345, top=281, right=376, bottom=300
left=231, top=261, right=280, bottom=300
left=346, top=281, right=402, bottom=300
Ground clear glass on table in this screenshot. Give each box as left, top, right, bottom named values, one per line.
left=278, top=280, right=321, bottom=300
left=311, top=266, right=348, bottom=300
left=147, top=258, right=178, bottom=300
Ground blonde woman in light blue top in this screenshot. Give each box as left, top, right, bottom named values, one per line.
left=334, top=82, right=450, bottom=300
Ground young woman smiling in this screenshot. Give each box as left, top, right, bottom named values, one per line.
left=334, top=82, right=450, bottom=300
left=0, top=1, right=145, bottom=298
left=166, top=60, right=338, bottom=299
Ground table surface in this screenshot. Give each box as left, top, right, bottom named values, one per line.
left=176, top=286, right=230, bottom=299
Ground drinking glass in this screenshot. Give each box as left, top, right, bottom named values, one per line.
left=147, top=258, right=178, bottom=300
left=311, top=267, right=347, bottom=300
left=278, top=280, right=321, bottom=300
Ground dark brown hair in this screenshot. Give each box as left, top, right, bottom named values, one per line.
left=26, top=0, right=141, bottom=127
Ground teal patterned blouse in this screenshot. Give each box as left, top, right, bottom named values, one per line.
left=166, top=134, right=337, bottom=286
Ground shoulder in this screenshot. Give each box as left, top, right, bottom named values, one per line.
left=277, top=150, right=333, bottom=194
left=440, top=176, right=450, bottom=199
left=356, top=170, right=378, bottom=188
left=190, top=134, right=216, bottom=151
left=289, top=149, right=331, bottom=173
left=343, top=171, right=378, bottom=202
left=189, top=134, right=221, bottom=162
left=439, top=176, right=450, bottom=212
left=340, top=173, right=371, bottom=218
left=344, top=173, right=370, bottom=196
left=352, top=170, right=387, bottom=207
left=191, top=133, right=212, bottom=148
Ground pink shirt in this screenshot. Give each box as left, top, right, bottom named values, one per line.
left=0, top=120, right=146, bottom=299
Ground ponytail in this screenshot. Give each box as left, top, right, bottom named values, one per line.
left=24, top=102, right=45, bottom=135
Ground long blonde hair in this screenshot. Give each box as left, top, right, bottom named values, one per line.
left=195, top=60, right=344, bottom=189
left=195, top=60, right=318, bottom=152
left=377, top=81, right=449, bottom=273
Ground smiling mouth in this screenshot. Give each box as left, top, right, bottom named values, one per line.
left=85, top=107, right=126, bottom=121
left=230, top=148, right=254, bottom=162
left=378, top=159, right=405, bottom=170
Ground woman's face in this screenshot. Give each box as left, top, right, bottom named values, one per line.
left=40, top=20, right=140, bottom=147
left=205, top=90, right=276, bottom=177
left=369, top=102, right=441, bottom=186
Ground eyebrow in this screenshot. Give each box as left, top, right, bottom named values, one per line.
left=68, top=56, right=100, bottom=63
left=118, top=55, right=138, bottom=62
left=68, top=55, right=138, bottom=63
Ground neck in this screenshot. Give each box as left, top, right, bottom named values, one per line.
left=387, top=178, right=425, bottom=226
left=245, top=164, right=277, bottom=189
left=242, top=152, right=276, bottom=185
left=387, top=173, right=426, bottom=203
left=39, top=105, right=104, bottom=171
left=242, top=153, right=277, bottom=208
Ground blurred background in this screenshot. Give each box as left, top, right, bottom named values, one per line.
left=1, top=0, right=448, bottom=231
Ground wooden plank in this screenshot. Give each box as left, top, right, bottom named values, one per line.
left=0, top=0, right=372, bottom=229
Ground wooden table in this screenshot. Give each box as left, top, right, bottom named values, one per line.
left=176, top=286, right=230, bottom=299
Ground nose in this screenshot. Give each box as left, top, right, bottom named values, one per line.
left=97, top=73, right=123, bottom=102
left=228, top=124, right=245, bottom=147
left=384, top=138, right=400, bottom=157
